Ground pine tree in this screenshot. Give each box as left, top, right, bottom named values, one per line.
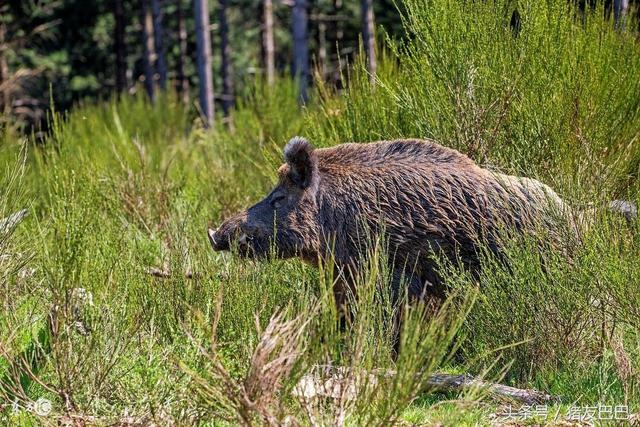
left=141, top=0, right=157, bottom=101
left=175, top=0, right=190, bottom=104
left=194, top=0, right=215, bottom=126
left=291, top=0, right=309, bottom=102
left=262, top=0, right=275, bottom=85
left=361, top=0, right=376, bottom=81
left=151, top=0, right=168, bottom=90
left=219, top=0, right=233, bottom=116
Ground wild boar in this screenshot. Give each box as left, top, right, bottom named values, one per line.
left=208, top=137, right=571, bottom=308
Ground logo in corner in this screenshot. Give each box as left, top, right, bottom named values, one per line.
left=32, top=398, right=52, bottom=416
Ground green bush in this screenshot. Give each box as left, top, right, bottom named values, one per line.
left=1, top=0, right=639, bottom=423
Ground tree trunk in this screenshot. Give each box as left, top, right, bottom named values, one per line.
left=333, top=0, right=343, bottom=41
left=151, top=0, right=167, bottom=90
left=291, top=0, right=309, bottom=102
left=0, top=22, right=10, bottom=116
left=114, top=0, right=128, bottom=93
left=262, top=0, right=275, bottom=85
left=219, top=0, right=233, bottom=116
left=141, top=0, right=156, bottom=101
left=176, top=0, right=190, bottom=105
left=613, top=0, right=628, bottom=27
left=331, top=0, right=344, bottom=89
left=194, top=0, right=215, bottom=127
left=360, top=0, right=376, bottom=82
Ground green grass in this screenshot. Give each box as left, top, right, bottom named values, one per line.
left=1, top=0, right=640, bottom=424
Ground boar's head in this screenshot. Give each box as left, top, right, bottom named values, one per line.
left=208, top=137, right=321, bottom=260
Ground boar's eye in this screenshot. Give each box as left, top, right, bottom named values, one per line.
left=270, top=194, right=286, bottom=209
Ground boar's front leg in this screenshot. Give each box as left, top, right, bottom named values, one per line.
left=331, top=264, right=356, bottom=331
left=331, top=263, right=436, bottom=359
left=389, top=270, right=425, bottom=358
left=389, top=269, right=445, bottom=358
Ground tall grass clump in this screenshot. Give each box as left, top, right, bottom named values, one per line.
left=438, top=206, right=640, bottom=406
left=304, top=0, right=640, bottom=412
left=312, top=0, right=640, bottom=200
left=1, top=0, right=640, bottom=423
left=0, top=88, right=307, bottom=423
left=182, top=239, right=474, bottom=425
left=0, top=150, right=51, bottom=423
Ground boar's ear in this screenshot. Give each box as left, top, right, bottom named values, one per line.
left=284, top=136, right=317, bottom=189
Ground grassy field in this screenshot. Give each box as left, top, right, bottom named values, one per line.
left=2, top=0, right=640, bottom=425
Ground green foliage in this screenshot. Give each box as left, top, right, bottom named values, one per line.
left=1, top=0, right=640, bottom=424
left=312, top=0, right=640, bottom=199
left=443, top=210, right=640, bottom=406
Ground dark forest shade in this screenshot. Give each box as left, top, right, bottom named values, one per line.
left=176, top=0, right=190, bottom=105
left=292, top=0, right=309, bottom=103
left=194, top=0, right=215, bottom=126
left=113, top=0, right=127, bottom=93
left=331, top=0, right=345, bottom=87
left=0, top=0, right=409, bottom=128
left=0, top=23, right=9, bottom=116
left=318, top=21, right=327, bottom=78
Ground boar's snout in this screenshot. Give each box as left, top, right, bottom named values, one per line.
left=208, top=228, right=230, bottom=251
left=208, top=212, right=256, bottom=255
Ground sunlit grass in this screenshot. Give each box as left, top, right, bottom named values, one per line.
left=1, top=0, right=639, bottom=423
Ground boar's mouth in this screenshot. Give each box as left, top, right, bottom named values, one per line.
left=208, top=228, right=230, bottom=251
left=208, top=228, right=269, bottom=259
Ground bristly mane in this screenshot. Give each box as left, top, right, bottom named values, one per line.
left=316, top=139, right=476, bottom=171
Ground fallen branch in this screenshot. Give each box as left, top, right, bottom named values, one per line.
left=145, top=266, right=172, bottom=278
left=0, top=209, right=29, bottom=235
left=424, top=373, right=558, bottom=405
left=145, top=266, right=195, bottom=279
left=294, top=365, right=559, bottom=406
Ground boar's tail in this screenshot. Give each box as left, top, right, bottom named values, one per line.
left=609, top=200, right=638, bottom=224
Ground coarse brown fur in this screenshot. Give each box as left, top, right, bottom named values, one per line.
left=209, top=137, right=571, bottom=308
